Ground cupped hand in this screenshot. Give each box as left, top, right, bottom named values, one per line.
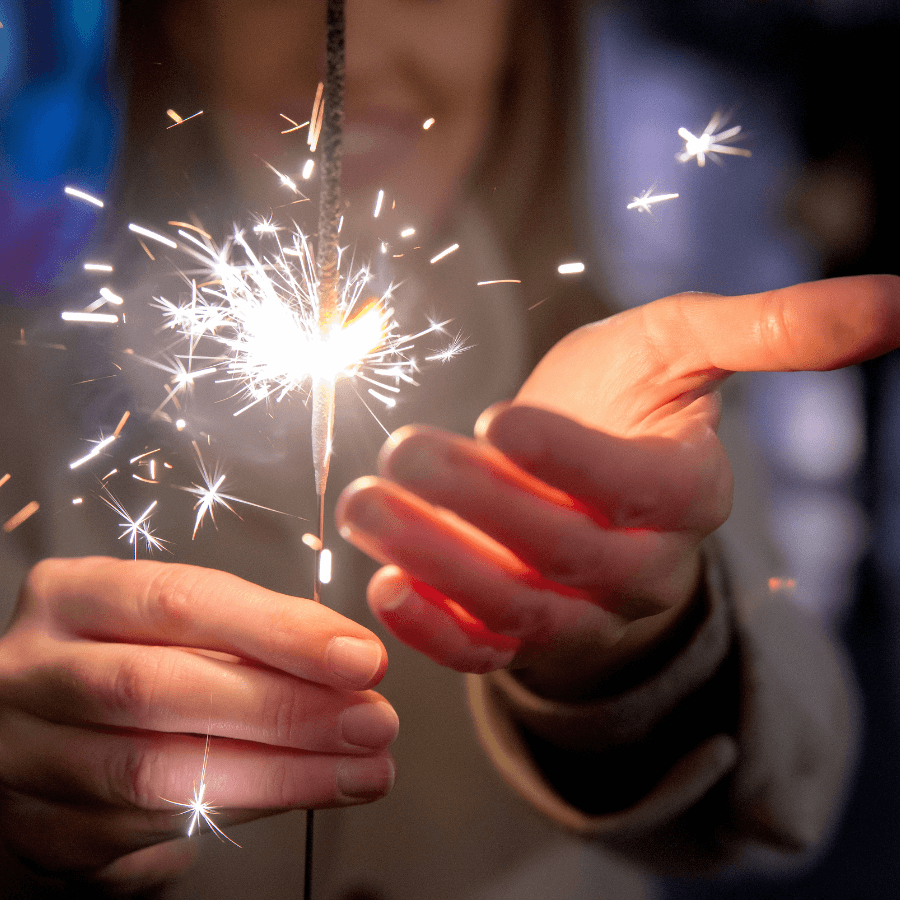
left=337, top=275, right=900, bottom=698
left=0, top=557, right=398, bottom=887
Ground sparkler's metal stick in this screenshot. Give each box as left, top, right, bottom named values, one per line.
left=307, top=2, right=345, bottom=898
left=311, top=0, right=345, bottom=595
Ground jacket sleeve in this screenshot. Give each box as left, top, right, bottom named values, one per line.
left=466, top=486, right=859, bottom=876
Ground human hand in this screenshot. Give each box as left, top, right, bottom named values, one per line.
left=337, top=275, right=900, bottom=699
left=0, top=557, right=397, bottom=889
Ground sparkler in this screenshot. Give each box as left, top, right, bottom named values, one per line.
left=677, top=111, right=751, bottom=167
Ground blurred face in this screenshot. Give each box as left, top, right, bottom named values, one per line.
left=166, top=0, right=513, bottom=234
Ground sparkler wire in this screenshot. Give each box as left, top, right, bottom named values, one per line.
left=307, top=3, right=346, bottom=897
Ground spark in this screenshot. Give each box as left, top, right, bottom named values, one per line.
left=627, top=187, right=680, bottom=213
left=302, top=532, right=323, bottom=552
left=129, top=223, right=179, bottom=249
left=373, top=190, right=385, bottom=218
left=166, top=109, right=204, bottom=129
left=677, top=112, right=751, bottom=167
left=400, top=227, right=415, bottom=238
left=69, top=434, right=118, bottom=469
left=425, top=331, right=472, bottom=363
left=84, top=262, right=114, bottom=272
left=477, top=279, right=521, bottom=286
left=163, top=736, right=241, bottom=847
left=262, top=161, right=302, bottom=196
left=98, top=287, right=124, bottom=306
left=61, top=311, right=119, bottom=324
left=177, top=446, right=297, bottom=537
left=99, top=491, right=168, bottom=558
left=558, top=262, right=585, bottom=275
left=0, top=473, right=10, bottom=490
left=308, top=81, right=325, bottom=151
left=302, top=159, right=315, bottom=180
left=280, top=113, right=308, bottom=134
left=3, top=502, right=39, bottom=533
left=422, top=118, right=435, bottom=130
left=430, top=243, right=459, bottom=264
left=319, top=549, right=332, bottom=584
left=64, top=186, right=104, bottom=208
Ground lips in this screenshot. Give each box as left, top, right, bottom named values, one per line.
left=339, top=108, right=424, bottom=192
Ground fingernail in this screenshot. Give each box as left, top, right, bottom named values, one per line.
left=341, top=701, right=400, bottom=750
left=379, top=579, right=415, bottom=612
left=326, top=637, right=383, bottom=688
left=338, top=492, right=399, bottom=542
left=337, top=757, right=396, bottom=799
left=389, top=440, right=435, bottom=484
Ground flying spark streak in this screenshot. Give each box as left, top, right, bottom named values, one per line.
left=677, top=112, right=751, bottom=167
left=113, top=411, right=131, bottom=436
left=129, top=223, right=179, bottom=249
left=422, top=118, right=435, bottom=130
left=99, top=287, right=124, bottom=306
left=69, top=434, right=117, bottom=469
left=430, top=243, right=459, bottom=264
left=308, top=81, right=325, bottom=151
left=280, top=113, right=308, bottom=134
left=627, top=188, right=680, bottom=213
left=558, top=262, right=585, bottom=275
left=64, top=186, right=104, bottom=208
left=319, top=549, right=332, bottom=584
left=61, top=311, right=119, bottom=324
left=373, top=190, right=385, bottom=218
left=84, top=262, right=113, bottom=272
left=163, top=737, right=241, bottom=847
left=302, top=159, right=315, bottom=180
left=0, top=473, right=10, bottom=490
left=477, top=279, right=521, bottom=286
left=3, top=502, right=39, bottom=533
left=166, top=109, right=204, bottom=129
left=302, top=532, right=323, bottom=551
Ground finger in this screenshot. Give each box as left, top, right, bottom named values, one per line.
left=668, top=274, right=900, bottom=374
left=337, top=476, right=675, bottom=636
left=0, top=712, right=395, bottom=814
left=4, top=641, right=398, bottom=753
left=516, top=276, right=900, bottom=431
left=24, top=558, right=387, bottom=690
left=367, top=566, right=518, bottom=673
left=384, top=419, right=730, bottom=535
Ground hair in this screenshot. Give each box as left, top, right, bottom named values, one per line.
left=109, top=0, right=612, bottom=367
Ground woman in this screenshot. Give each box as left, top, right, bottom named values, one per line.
left=1, top=1, right=894, bottom=897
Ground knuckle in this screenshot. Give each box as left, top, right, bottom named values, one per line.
left=540, top=524, right=606, bottom=587
left=109, top=738, right=167, bottom=809
left=104, top=648, right=162, bottom=722
left=142, top=564, right=203, bottom=632
left=760, top=293, right=801, bottom=368
left=263, top=683, right=307, bottom=748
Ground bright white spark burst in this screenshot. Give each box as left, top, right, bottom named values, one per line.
left=677, top=112, right=751, bottom=167
left=148, top=224, right=454, bottom=416
left=163, top=736, right=241, bottom=847
left=99, top=489, right=168, bottom=558
left=627, top=187, right=680, bottom=213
